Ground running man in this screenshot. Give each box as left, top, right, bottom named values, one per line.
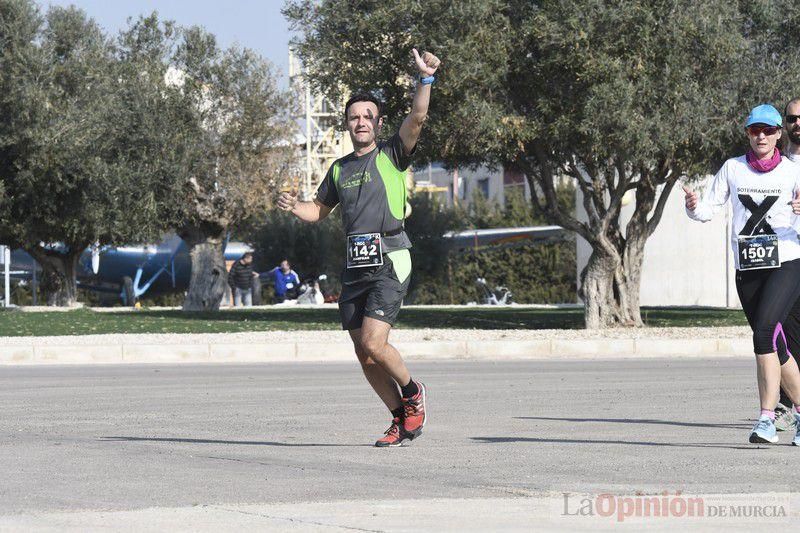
left=782, top=97, right=800, bottom=165
left=277, top=49, right=440, bottom=446
left=683, top=104, right=800, bottom=445
left=772, top=97, right=800, bottom=432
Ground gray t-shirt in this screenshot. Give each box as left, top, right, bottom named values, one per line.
left=316, top=133, right=413, bottom=252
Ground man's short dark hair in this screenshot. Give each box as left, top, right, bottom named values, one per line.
left=785, top=98, right=800, bottom=117
left=344, top=93, right=383, bottom=119
left=242, top=252, right=253, bottom=260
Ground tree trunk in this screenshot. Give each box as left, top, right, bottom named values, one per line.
left=180, top=224, right=227, bottom=312
left=26, top=247, right=82, bottom=307
left=581, top=244, right=645, bottom=329
left=583, top=249, right=619, bottom=329
left=620, top=226, right=649, bottom=328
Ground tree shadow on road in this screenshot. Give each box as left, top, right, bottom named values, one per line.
left=471, top=436, right=755, bottom=450
left=514, top=416, right=751, bottom=430
left=99, top=436, right=369, bottom=447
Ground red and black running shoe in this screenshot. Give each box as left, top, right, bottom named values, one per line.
left=401, top=381, right=427, bottom=440
left=374, top=417, right=406, bottom=447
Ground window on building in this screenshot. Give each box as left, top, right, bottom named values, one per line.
left=478, top=178, right=490, bottom=198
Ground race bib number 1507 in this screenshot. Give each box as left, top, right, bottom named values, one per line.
left=738, top=234, right=779, bottom=271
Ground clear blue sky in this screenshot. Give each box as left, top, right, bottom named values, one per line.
left=41, top=0, right=293, bottom=84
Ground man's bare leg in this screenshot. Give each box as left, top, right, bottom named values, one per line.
left=352, top=317, right=411, bottom=385
left=352, top=316, right=426, bottom=445
left=779, top=355, right=800, bottom=445
left=349, top=327, right=402, bottom=411
left=780, top=356, right=800, bottom=406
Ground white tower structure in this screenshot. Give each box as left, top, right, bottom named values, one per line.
left=289, top=49, right=351, bottom=199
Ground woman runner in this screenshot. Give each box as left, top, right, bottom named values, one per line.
left=684, top=104, right=800, bottom=445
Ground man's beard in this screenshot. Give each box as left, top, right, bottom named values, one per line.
left=351, top=134, right=375, bottom=147
left=789, top=128, right=800, bottom=145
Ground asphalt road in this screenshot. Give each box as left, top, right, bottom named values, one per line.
left=0, top=359, right=797, bottom=530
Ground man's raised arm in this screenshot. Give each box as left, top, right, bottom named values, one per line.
left=398, top=49, right=441, bottom=155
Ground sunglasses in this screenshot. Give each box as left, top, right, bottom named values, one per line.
left=786, top=115, right=800, bottom=124
left=747, top=125, right=781, bottom=136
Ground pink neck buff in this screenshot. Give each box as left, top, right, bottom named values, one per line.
left=746, top=148, right=782, bottom=173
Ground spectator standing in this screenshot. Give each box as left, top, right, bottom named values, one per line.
left=268, top=260, right=300, bottom=303
left=228, top=252, right=256, bottom=306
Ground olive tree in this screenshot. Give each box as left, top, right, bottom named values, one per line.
left=285, top=0, right=800, bottom=327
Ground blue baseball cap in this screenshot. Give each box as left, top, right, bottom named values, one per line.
left=745, top=104, right=782, bottom=127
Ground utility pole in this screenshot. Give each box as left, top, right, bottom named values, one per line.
left=32, top=260, right=37, bottom=306
left=289, top=48, right=350, bottom=200
left=453, top=167, right=460, bottom=208
left=1, top=246, right=9, bottom=307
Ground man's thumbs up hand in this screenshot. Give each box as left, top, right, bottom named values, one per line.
left=277, top=177, right=300, bottom=212
left=791, top=188, right=800, bottom=215
left=682, top=184, right=698, bottom=211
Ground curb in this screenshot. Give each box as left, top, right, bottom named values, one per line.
left=0, top=338, right=753, bottom=365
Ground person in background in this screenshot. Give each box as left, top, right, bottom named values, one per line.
left=268, top=259, right=300, bottom=303
left=770, top=97, right=800, bottom=432
left=228, top=252, right=256, bottom=307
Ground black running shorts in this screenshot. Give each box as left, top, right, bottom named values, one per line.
left=338, top=250, right=411, bottom=330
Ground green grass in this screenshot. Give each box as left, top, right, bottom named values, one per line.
left=0, top=306, right=749, bottom=337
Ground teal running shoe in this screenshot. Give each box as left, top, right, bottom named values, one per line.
left=749, top=415, right=779, bottom=444
left=793, top=414, right=800, bottom=447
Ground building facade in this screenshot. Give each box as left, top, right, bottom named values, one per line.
left=412, top=163, right=530, bottom=206
left=575, top=176, right=738, bottom=307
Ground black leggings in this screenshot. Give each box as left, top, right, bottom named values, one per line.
left=779, top=293, right=800, bottom=406
left=736, top=259, right=800, bottom=362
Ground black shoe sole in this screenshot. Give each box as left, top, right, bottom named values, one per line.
left=402, top=427, right=423, bottom=441
left=374, top=441, right=403, bottom=448
left=749, top=432, right=778, bottom=444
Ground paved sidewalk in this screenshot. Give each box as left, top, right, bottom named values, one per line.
left=0, top=328, right=755, bottom=364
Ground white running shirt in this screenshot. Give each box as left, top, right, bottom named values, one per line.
left=687, top=155, right=800, bottom=270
